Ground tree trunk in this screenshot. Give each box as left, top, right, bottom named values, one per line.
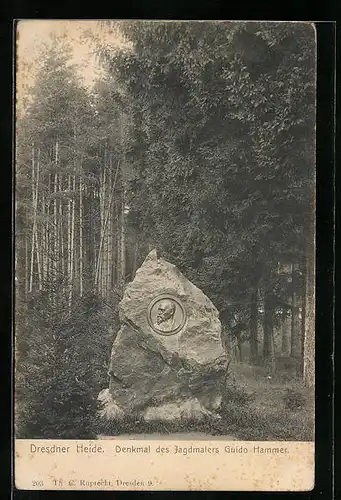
left=304, top=221, right=315, bottom=387
left=59, top=174, right=65, bottom=280
left=46, top=173, right=51, bottom=284
left=25, top=232, right=29, bottom=297
left=35, top=148, right=42, bottom=290
left=79, top=171, right=83, bottom=297
left=263, top=293, right=275, bottom=374
left=15, top=209, right=28, bottom=322
left=120, top=188, right=126, bottom=290
left=53, top=172, right=58, bottom=278
left=112, top=197, right=117, bottom=286
left=67, top=173, right=71, bottom=286
left=281, top=312, right=291, bottom=355
left=291, top=263, right=302, bottom=362
left=107, top=156, right=112, bottom=296
left=28, top=146, right=42, bottom=292
left=103, top=162, right=108, bottom=297
left=221, top=324, right=231, bottom=357
left=132, top=239, right=138, bottom=280
left=301, top=263, right=306, bottom=363
left=41, top=188, right=45, bottom=286
left=119, top=109, right=126, bottom=293
left=54, top=141, right=59, bottom=278
left=249, top=288, right=258, bottom=363
left=95, top=161, right=120, bottom=291
left=100, top=159, right=105, bottom=296
left=98, top=156, right=104, bottom=296
left=68, top=175, right=76, bottom=311
left=114, top=198, right=119, bottom=285
left=92, top=188, right=98, bottom=287
left=263, top=301, right=269, bottom=360
left=29, top=145, right=35, bottom=293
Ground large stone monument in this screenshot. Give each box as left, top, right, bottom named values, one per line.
left=98, top=249, right=228, bottom=424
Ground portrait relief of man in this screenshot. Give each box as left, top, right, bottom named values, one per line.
left=155, top=299, right=177, bottom=332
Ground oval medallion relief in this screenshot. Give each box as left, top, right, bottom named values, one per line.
left=147, top=294, right=186, bottom=336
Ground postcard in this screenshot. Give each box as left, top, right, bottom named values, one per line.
left=14, top=19, right=316, bottom=491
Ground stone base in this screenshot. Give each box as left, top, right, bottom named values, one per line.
left=97, top=388, right=222, bottom=424
left=98, top=389, right=125, bottom=421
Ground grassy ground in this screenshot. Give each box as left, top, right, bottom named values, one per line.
left=95, top=362, right=314, bottom=441
left=216, top=362, right=314, bottom=441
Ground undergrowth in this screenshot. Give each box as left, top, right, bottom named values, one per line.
left=16, top=294, right=314, bottom=443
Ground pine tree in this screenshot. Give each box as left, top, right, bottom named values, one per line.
left=97, top=21, right=315, bottom=371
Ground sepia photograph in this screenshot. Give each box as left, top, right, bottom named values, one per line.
left=15, top=19, right=316, bottom=472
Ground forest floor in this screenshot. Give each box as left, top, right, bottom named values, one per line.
left=96, top=362, right=314, bottom=442
left=98, top=433, right=237, bottom=440
left=217, top=362, right=314, bottom=441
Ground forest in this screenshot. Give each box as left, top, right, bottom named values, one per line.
left=15, top=21, right=316, bottom=440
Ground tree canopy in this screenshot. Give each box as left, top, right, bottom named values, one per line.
left=98, top=21, right=315, bottom=314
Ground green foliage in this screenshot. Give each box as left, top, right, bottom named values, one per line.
left=16, top=290, right=120, bottom=438
left=101, top=21, right=315, bottom=316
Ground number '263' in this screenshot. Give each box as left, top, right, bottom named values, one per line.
left=32, top=480, right=44, bottom=487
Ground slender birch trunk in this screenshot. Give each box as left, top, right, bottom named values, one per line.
left=59, top=174, right=65, bottom=280
left=35, top=149, right=42, bottom=289
left=53, top=172, right=58, bottom=278
left=114, top=198, right=119, bottom=286
left=79, top=171, right=83, bottom=297
left=41, top=190, right=45, bottom=285
left=25, top=232, right=29, bottom=297
left=132, top=240, right=138, bottom=279
left=29, top=146, right=42, bottom=291
left=67, top=173, right=71, bottom=283
left=24, top=209, right=30, bottom=297
left=54, top=141, right=59, bottom=279
left=94, top=161, right=120, bottom=289
left=102, top=162, right=107, bottom=296
left=29, top=146, right=35, bottom=293
left=93, top=189, right=97, bottom=287
left=119, top=110, right=126, bottom=292
left=120, top=189, right=126, bottom=288
left=107, top=158, right=112, bottom=295
left=68, top=175, right=76, bottom=311
left=47, top=173, right=51, bottom=283
left=98, top=164, right=103, bottom=296
left=111, top=198, right=116, bottom=287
